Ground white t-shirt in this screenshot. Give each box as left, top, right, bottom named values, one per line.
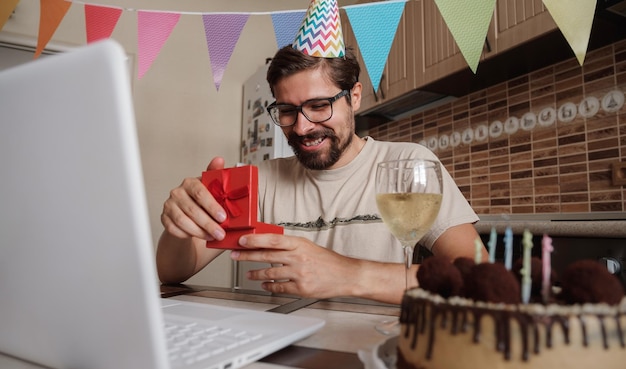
left=257, top=137, right=478, bottom=263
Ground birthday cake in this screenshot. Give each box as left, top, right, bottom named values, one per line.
left=397, top=254, right=626, bottom=369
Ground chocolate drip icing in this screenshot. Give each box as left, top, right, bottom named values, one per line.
left=546, top=315, right=569, bottom=348
left=450, top=308, right=459, bottom=334
left=580, top=316, right=588, bottom=347
left=600, top=315, right=608, bottom=349
left=472, top=310, right=482, bottom=344
left=400, top=294, right=626, bottom=362
left=426, top=307, right=438, bottom=359
left=617, top=315, right=625, bottom=348
left=532, top=319, right=540, bottom=354
left=518, top=314, right=530, bottom=361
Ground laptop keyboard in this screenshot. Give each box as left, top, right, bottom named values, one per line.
left=165, top=320, right=263, bottom=367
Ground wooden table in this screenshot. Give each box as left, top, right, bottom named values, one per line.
left=0, top=284, right=399, bottom=369
left=164, top=285, right=399, bottom=369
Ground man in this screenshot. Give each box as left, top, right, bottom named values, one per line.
left=156, top=45, right=484, bottom=305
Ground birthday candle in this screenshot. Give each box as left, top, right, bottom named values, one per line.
left=504, top=226, right=513, bottom=270
left=521, top=229, right=533, bottom=304
left=474, top=238, right=483, bottom=264
left=487, top=226, right=497, bottom=263
left=541, top=234, right=554, bottom=303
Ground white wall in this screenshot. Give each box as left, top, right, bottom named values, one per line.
left=0, top=0, right=315, bottom=287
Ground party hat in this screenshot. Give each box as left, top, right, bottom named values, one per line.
left=293, top=0, right=345, bottom=58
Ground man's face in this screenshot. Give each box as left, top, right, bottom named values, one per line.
left=272, top=68, right=360, bottom=170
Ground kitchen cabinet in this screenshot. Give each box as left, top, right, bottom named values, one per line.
left=420, top=0, right=497, bottom=85
left=373, top=0, right=418, bottom=108
left=420, top=0, right=558, bottom=85
left=342, top=0, right=418, bottom=113
left=494, top=0, right=557, bottom=55
left=347, top=0, right=559, bottom=113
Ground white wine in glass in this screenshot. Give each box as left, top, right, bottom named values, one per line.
left=374, top=159, right=443, bottom=335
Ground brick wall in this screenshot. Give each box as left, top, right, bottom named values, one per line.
left=369, top=39, right=626, bottom=216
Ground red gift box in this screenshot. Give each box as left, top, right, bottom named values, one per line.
left=201, top=165, right=283, bottom=249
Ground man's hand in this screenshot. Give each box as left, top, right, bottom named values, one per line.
left=230, top=233, right=363, bottom=299
left=161, top=157, right=227, bottom=241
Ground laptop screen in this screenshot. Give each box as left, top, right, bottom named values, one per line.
left=0, top=39, right=324, bottom=369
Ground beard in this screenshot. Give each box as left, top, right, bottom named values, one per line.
left=287, top=127, right=353, bottom=170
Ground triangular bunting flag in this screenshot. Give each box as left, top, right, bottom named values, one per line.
left=137, top=11, right=181, bottom=79
left=202, top=14, right=249, bottom=91
left=434, top=0, right=496, bottom=73
left=0, top=0, right=20, bottom=32
left=543, top=0, right=596, bottom=66
left=344, top=0, right=406, bottom=92
left=84, top=4, right=122, bottom=44
left=271, top=11, right=306, bottom=49
left=35, top=0, right=72, bottom=59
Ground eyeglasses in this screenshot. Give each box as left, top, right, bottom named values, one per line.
left=266, top=90, right=350, bottom=127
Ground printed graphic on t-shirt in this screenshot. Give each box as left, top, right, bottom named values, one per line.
left=279, top=214, right=381, bottom=231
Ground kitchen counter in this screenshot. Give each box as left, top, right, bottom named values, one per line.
left=474, top=213, right=626, bottom=238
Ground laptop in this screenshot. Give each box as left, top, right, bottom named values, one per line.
left=0, top=39, right=324, bottom=369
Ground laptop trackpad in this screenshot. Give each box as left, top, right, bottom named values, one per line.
left=162, top=302, right=245, bottom=321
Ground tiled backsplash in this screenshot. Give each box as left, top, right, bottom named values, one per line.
left=369, top=39, right=626, bottom=217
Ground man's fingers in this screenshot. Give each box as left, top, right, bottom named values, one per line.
left=207, top=156, right=225, bottom=171
left=246, top=264, right=286, bottom=281
left=177, top=177, right=227, bottom=227
left=261, top=280, right=297, bottom=295
left=238, top=233, right=291, bottom=250
left=162, top=210, right=212, bottom=240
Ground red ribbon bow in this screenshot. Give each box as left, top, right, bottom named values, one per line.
left=208, top=177, right=249, bottom=219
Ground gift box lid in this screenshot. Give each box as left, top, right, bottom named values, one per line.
left=201, top=165, right=258, bottom=230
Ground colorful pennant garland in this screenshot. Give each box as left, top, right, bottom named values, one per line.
left=344, top=0, right=406, bottom=92
left=543, top=0, right=597, bottom=66
left=137, top=11, right=180, bottom=79
left=84, top=4, right=122, bottom=44
left=433, top=0, right=496, bottom=73
left=271, top=11, right=307, bottom=49
left=0, top=0, right=20, bottom=32
left=35, top=0, right=71, bottom=59
left=1, top=0, right=599, bottom=90
left=202, top=14, right=250, bottom=90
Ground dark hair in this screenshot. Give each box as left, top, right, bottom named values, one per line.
left=266, top=45, right=360, bottom=98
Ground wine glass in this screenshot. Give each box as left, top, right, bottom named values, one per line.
left=374, top=158, right=443, bottom=335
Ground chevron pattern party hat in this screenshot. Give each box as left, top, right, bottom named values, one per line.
left=293, top=0, right=345, bottom=58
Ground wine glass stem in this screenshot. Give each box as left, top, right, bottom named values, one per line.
left=403, top=246, right=414, bottom=291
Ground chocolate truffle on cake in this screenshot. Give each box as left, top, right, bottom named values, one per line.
left=558, top=259, right=625, bottom=305
left=416, top=256, right=463, bottom=298
left=452, top=256, right=475, bottom=280
left=464, top=262, right=520, bottom=304
left=452, top=257, right=474, bottom=295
